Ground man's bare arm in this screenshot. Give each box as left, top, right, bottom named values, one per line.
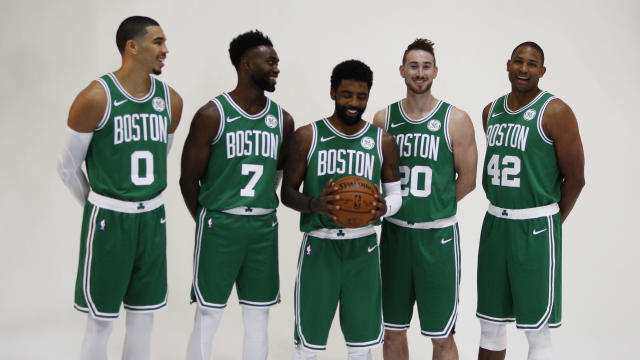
left=372, top=108, right=387, bottom=129
left=543, top=99, right=585, bottom=222
left=449, top=107, right=477, bottom=201
left=168, top=87, right=183, bottom=134
left=179, top=102, right=220, bottom=220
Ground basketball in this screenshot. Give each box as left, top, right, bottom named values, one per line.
left=329, top=176, right=379, bottom=228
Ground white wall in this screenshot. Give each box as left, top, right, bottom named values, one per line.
left=1, top=0, right=638, bottom=358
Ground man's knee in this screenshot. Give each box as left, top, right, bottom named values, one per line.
left=384, top=329, right=407, bottom=344
left=431, top=334, right=454, bottom=352
left=479, top=320, right=507, bottom=351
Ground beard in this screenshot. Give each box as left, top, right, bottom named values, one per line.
left=253, top=72, right=276, bottom=92
left=336, top=104, right=365, bottom=126
left=405, top=77, right=432, bottom=94
left=152, top=68, right=162, bottom=75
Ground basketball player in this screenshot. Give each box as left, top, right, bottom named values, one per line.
left=180, top=30, right=294, bottom=360
left=372, top=39, right=477, bottom=360
left=476, top=42, right=585, bottom=360
left=281, top=59, right=402, bottom=360
left=57, top=16, right=182, bottom=360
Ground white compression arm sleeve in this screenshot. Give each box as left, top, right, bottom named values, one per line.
left=167, top=133, right=174, bottom=154
left=382, top=181, right=402, bottom=217
left=57, top=127, right=92, bottom=206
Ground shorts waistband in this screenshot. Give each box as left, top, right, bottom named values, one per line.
left=384, top=215, right=457, bottom=229
left=88, top=192, right=163, bottom=213
left=487, top=203, right=559, bottom=220
left=307, top=226, right=376, bottom=240
left=222, top=207, right=275, bottom=216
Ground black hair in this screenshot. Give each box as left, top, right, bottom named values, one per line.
left=402, top=38, right=436, bottom=65
left=330, top=59, right=373, bottom=90
left=116, top=16, right=160, bottom=54
left=229, top=30, right=273, bottom=68
left=512, top=41, right=545, bottom=64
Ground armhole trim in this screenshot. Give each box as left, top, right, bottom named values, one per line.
left=95, top=78, right=111, bottom=131
left=211, top=98, right=225, bottom=145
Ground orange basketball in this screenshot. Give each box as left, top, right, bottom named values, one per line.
left=329, top=176, right=379, bottom=228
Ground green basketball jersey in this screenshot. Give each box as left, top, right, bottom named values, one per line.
left=198, top=93, right=283, bottom=211
left=300, top=119, right=383, bottom=233
left=482, top=91, right=561, bottom=209
left=86, top=73, right=171, bottom=201
left=384, top=100, right=456, bottom=223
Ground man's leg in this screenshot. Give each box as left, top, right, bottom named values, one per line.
left=122, top=311, right=154, bottom=360
left=525, top=325, right=553, bottom=360
left=291, top=346, right=318, bottom=360
left=383, top=329, right=408, bottom=360
left=79, top=316, right=113, bottom=360
left=432, top=333, right=458, bottom=360
left=348, top=347, right=373, bottom=360
left=477, top=320, right=507, bottom=360
left=186, top=306, right=224, bottom=360
left=242, top=306, right=269, bottom=360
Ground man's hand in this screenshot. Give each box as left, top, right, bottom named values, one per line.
left=370, top=184, right=387, bottom=224
left=309, top=179, right=340, bottom=222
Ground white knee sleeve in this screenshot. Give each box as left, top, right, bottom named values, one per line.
left=479, top=320, right=507, bottom=351
left=291, top=345, right=318, bottom=360
left=525, top=325, right=553, bottom=360
left=348, top=347, right=373, bottom=360
left=80, top=316, right=113, bottom=360
left=122, top=311, right=154, bottom=360
left=242, top=306, right=269, bottom=360
left=186, top=306, right=224, bottom=360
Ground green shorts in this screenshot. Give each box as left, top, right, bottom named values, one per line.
left=191, top=208, right=280, bottom=308
left=380, top=220, right=460, bottom=338
left=74, top=197, right=167, bottom=319
left=294, top=231, right=383, bottom=351
left=477, top=207, right=562, bottom=329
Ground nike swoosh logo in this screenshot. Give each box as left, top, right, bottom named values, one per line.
left=491, top=112, right=504, bottom=118
left=390, top=122, right=404, bottom=128
left=272, top=221, right=278, bottom=227
left=367, top=245, right=377, bottom=253
left=320, top=136, right=335, bottom=142
left=160, top=218, right=167, bottom=224
left=113, top=99, right=127, bottom=106
left=226, top=116, right=241, bottom=123
left=533, top=228, right=547, bottom=235
left=441, top=238, right=452, bottom=244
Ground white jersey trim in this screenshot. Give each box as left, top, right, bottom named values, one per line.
left=107, top=73, right=156, bottom=103
left=487, top=203, right=559, bottom=220
left=222, top=92, right=271, bottom=119
left=307, top=122, right=318, bottom=163
left=307, top=226, right=376, bottom=240
left=210, top=98, right=225, bottom=145
left=88, top=192, right=163, bottom=213
left=376, top=127, right=384, bottom=166
left=95, top=78, right=111, bottom=131
left=192, top=208, right=227, bottom=309
left=385, top=215, right=457, bottom=229
left=503, top=91, right=547, bottom=115
left=444, top=104, right=453, bottom=152
left=384, top=105, right=391, bottom=131
left=277, top=104, right=284, bottom=139
left=537, top=96, right=556, bottom=145
left=322, top=118, right=370, bottom=139
left=163, top=82, right=172, bottom=120
left=398, top=99, right=443, bottom=124
left=222, top=207, right=275, bottom=216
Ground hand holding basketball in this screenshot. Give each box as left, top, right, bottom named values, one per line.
left=309, top=179, right=340, bottom=222
left=328, top=176, right=380, bottom=228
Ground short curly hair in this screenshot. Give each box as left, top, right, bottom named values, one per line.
left=330, top=60, right=373, bottom=91
left=512, top=41, right=545, bottom=65
left=228, top=30, right=273, bottom=68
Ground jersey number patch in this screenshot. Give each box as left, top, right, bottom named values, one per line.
left=131, top=150, right=154, bottom=186
left=240, top=163, right=263, bottom=197
left=487, top=154, right=520, bottom=187
left=399, top=165, right=432, bottom=197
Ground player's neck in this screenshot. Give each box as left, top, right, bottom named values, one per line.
left=327, top=115, right=366, bottom=136
left=507, top=88, right=542, bottom=111
left=228, top=83, right=268, bottom=115
left=402, top=91, right=438, bottom=120
left=112, top=66, right=152, bottom=98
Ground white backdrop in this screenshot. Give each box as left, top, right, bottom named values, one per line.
left=1, top=0, right=638, bottom=359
